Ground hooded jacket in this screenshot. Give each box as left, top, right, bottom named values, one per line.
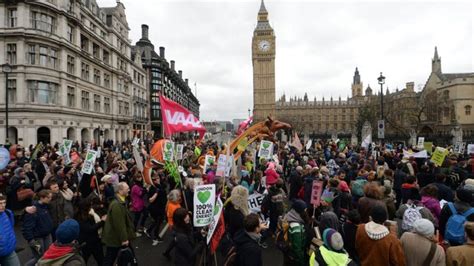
left=0, top=209, right=16, bottom=257
left=22, top=201, right=54, bottom=241
left=284, top=209, right=306, bottom=266
left=234, top=230, right=263, bottom=266
left=421, top=196, right=441, bottom=222
left=355, top=221, right=406, bottom=266
left=37, top=243, right=85, bottom=266
left=310, top=245, right=352, bottom=266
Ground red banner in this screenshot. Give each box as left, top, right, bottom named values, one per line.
left=160, top=95, right=206, bottom=138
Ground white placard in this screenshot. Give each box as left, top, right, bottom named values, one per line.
left=203, top=155, right=216, bottom=174
left=247, top=193, right=265, bottom=213
left=306, top=139, right=312, bottom=151
left=133, top=147, right=143, bottom=172
left=206, top=197, right=223, bottom=244
left=417, top=137, right=425, bottom=149
left=193, top=184, right=216, bottom=227
left=225, top=155, right=233, bottom=177
left=81, top=150, right=98, bottom=175
left=216, top=154, right=227, bottom=177
left=258, top=140, right=274, bottom=160
left=162, top=140, right=175, bottom=162
left=466, top=144, right=474, bottom=155
left=175, top=144, right=184, bottom=160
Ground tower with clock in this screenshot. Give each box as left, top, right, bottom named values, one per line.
left=252, top=0, right=276, bottom=122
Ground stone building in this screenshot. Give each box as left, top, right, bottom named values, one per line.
left=134, top=25, right=199, bottom=139
left=0, top=0, right=148, bottom=146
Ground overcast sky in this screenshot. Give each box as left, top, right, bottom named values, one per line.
left=97, top=0, right=473, bottom=121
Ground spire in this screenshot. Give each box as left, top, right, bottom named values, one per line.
left=433, top=46, right=439, bottom=61
left=353, top=67, right=361, bottom=84
left=259, top=0, right=268, bottom=14
left=432, top=46, right=442, bottom=73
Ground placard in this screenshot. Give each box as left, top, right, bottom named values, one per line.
left=216, top=154, right=227, bottom=177
left=431, top=147, right=449, bottom=167
left=0, top=148, right=10, bottom=170
left=162, top=140, right=175, bottom=162
left=453, top=142, right=466, bottom=154
left=175, top=144, right=184, bottom=160
left=225, top=155, right=233, bottom=177
left=248, top=193, right=265, bottom=213
left=193, top=184, right=216, bottom=226
left=468, top=144, right=474, bottom=155
left=258, top=140, right=273, bottom=160
left=81, top=150, right=98, bottom=175
left=203, top=155, right=216, bottom=174
left=424, top=142, right=433, bottom=155
left=206, top=197, right=223, bottom=244
left=310, top=180, right=324, bottom=207
left=417, top=137, right=425, bottom=149
left=133, top=147, right=143, bottom=172
left=306, top=139, right=313, bottom=151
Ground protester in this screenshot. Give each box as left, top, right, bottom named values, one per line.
left=400, top=218, right=445, bottom=266
left=342, top=210, right=361, bottom=265
left=224, top=185, right=250, bottom=238
left=358, top=182, right=386, bottom=223
left=75, top=199, right=106, bottom=265
left=37, top=219, right=85, bottom=265
left=310, top=228, right=354, bottom=266
left=162, top=189, right=183, bottom=259
left=130, top=174, right=146, bottom=236
left=446, top=221, right=474, bottom=266
left=284, top=199, right=309, bottom=266
left=145, top=173, right=167, bottom=245
left=0, top=194, right=20, bottom=266
left=172, top=208, right=204, bottom=266
left=234, top=213, right=265, bottom=266
left=102, top=182, right=135, bottom=266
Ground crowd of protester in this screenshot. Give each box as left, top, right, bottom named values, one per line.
left=0, top=138, right=473, bottom=266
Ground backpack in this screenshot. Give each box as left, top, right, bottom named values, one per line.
left=351, top=179, right=368, bottom=197
left=116, top=246, right=138, bottom=266
left=445, top=203, right=474, bottom=245
left=402, top=204, right=423, bottom=231
left=275, top=216, right=290, bottom=252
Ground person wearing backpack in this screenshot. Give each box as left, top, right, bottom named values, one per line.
left=395, top=199, right=435, bottom=237
left=400, top=219, right=445, bottom=266
left=0, top=194, right=20, bottom=266
left=446, top=221, right=474, bottom=266
left=283, top=199, right=309, bottom=266
left=234, top=213, right=265, bottom=266
left=439, top=185, right=474, bottom=246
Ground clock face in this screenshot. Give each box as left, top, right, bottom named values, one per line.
left=258, top=40, right=271, bottom=52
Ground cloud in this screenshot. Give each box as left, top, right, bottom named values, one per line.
left=97, top=0, right=473, bottom=121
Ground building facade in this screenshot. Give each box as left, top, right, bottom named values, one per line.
left=134, top=25, right=199, bottom=139
left=0, top=0, right=148, bottom=146
left=252, top=0, right=276, bottom=122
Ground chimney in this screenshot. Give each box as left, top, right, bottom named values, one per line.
left=406, top=82, right=414, bottom=91
left=178, top=70, right=182, bottom=78
left=170, top=60, right=175, bottom=70
left=141, top=24, right=149, bottom=39
left=159, top=47, right=165, bottom=58
left=185, top=78, right=189, bottom=85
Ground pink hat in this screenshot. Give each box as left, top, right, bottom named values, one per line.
left=338, top=181, right=350, bottom=193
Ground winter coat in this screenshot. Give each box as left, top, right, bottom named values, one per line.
left=166, top=201, right=181, bottom=227
left=130, top=184, right=145, bottom=212
left=37, top=243, right=85, bottom=266
left=393, top=170, right=407, bottom=191
left=289, top=172, right=303, bottom=200
left=439, top=201, right=474, bottom=239
left=22, top=201, right=54, bottom=241
left=0, top=209, right=16, bottom=257
left=147, top=184, right=167, bottom=217
left=310, top=245, right=353, bottom=266
left=342, top=221, right=359, bottom=264
left=234, top=230, right=263, bottom=266
left=395, top=203, right=435, bottom=237
left=174, top=229, right=202, bottom=266
left=434, top=182, right=454, bottom=202
left=355, top=222, right=406, bottom=266
left=421, top=196, right=441, bottom=223
left=284, top=209, right=307, bottom=266
left=358, top=197, right=387, bottom=224
left=265, top=168, right=280, bottom=187
left=416, top=172, right=434, bottom=189
left=224, top=202, right=245, bottom=238
left=446, top=243, right=474, bottom=266
left=77, top=215, right=104, bottom=245
left=401, top=183, right=421, bottom=204
left=101, top=196, right=136, bottom=247
left=49, top=192, right=66, bottom=227
left=400, top=232, right=445, bottom=266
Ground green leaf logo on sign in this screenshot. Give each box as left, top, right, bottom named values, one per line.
left=208, top=158, right=214, bottom=165
left=262, top=142, right=270, bottom=149
left=197, top=191, right=211, bottom=204
left=166, top=142, right=172, bottom=150
left=213, top=204, right=220, bottom=215
left=86, top=152, right=94, bottom=160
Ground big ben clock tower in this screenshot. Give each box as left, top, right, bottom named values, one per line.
left=252, top=0, right=276, bottom=122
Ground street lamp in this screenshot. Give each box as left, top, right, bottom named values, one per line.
left=248, top=108, right=251, bottom=117
left=377, top=72, right=386, bottom=120
left=2, top=63, right=12, bottom=143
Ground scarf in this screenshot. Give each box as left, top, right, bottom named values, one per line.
left=60, top=188, right=74, bottom=201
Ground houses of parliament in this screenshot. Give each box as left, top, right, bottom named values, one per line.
left=252, top=0, right=474, bottom=143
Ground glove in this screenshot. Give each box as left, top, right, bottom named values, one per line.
left=29, top=240, right=42, bottom=255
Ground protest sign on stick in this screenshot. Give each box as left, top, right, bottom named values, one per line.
left=193, top=184, right=216, bottom=227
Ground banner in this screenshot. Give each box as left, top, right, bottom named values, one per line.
left=361, top=134, right=372, bottom=149
left=207, top=197, right=223, bottom=244
left=248, top=193, right=265, bottom=213
left=0, top=147, right=10, bottom=170
left=424, top=142, right=433, bottom=155
left=453, top=142, right=466, bottom=154
left=431, top=147, right=449, bottom=167
left=133, top=147, right=144, bottom=172
left=403, top=149, right=428, bottom=158
left=160, top=95, right=206, bottom=138
left=258, top=140, right=274, bottom=160
left=175, top=144, right=184, bottom=160
left=81, top=150, right=98, bottom=175
left=291, top=133, right=303, bottom=152
left=216, top=154, right=227, bottom=177
left=193, top=184, right=216, bottom=226
left=310, top=180, right=324, bottom=207
left=162, top=140, right=175, bottom=162
left=203, top=155, right=215, bottom=174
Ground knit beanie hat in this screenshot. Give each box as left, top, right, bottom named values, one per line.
left=56, top=219, right=80, bottom=244
left=370, top=205, right=388, bottom=224
left=323, top=228, right=344, bottom=251
left=292, top=199, right=307, bottom=213
left=456, top=186, right=474, bottom=203
left=413, top=218, right=435, bottom=238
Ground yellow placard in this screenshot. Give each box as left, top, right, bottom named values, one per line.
left=431, top=147, right=449, bottom=167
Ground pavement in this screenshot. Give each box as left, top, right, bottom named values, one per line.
left=15, top=223, right=283, bottom=265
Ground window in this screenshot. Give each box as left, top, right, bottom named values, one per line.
left=93, top=69, right=100, bottom=85
left=67, top=86, right=75, bottom=107
left=66, top=24, right=74, bottom=42
left=50, top=49, right=57, bottom=68
left=103, top=50, right=109, bottom=64
left=118, top=100, right=123, bottom=114
left=81, top=91, right=90, bottom=110
left=27, top=80, right=57, bottom=104
left=93, top=43, right=100, bottom=58
left=6, top=43, right=16, bottom=64
left=39, top=46, right=48, bottom=66
left=28, top=45, right=36, bottom=64
left=66, top=0, right=74, bottom=12
left=80, top=35, right=89, bottom=52
left=118, top=79, right=123, bottom=92
left=31, top=11, right=55, bottom=33
left=124, top=82, right=129, bottom=93
left=443, top=90, right=449, bottom=99
left=7, top=80, right=16, bottom=103
left=103, top=73, right=110, bottom=88
left=466, top=105, right=472, bottom=116
left=7, top=8, right=17, bottom=27
left=94, top=94, right=100, bottom=112
left=81, top=63, right=89, bottom=80
left=104, top=97, right=110, bottom=113
left=67, top=55, right=75, bottom=74
left=124, top=102, right=129, bottom=115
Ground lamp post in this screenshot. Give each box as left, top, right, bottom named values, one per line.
left=2, top=63, right=12, bottom=143
left=248, top=108, right=251, bottom=117
left=377, top=72, right=386, bottom=120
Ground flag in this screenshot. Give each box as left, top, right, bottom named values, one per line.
left=291, top=132, right=303, bottom=152
left=210, top=212, right=225, bottom=254
left=160, top=95, right=206, bottom=138
left=237, top=116, right=253, bottom=135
